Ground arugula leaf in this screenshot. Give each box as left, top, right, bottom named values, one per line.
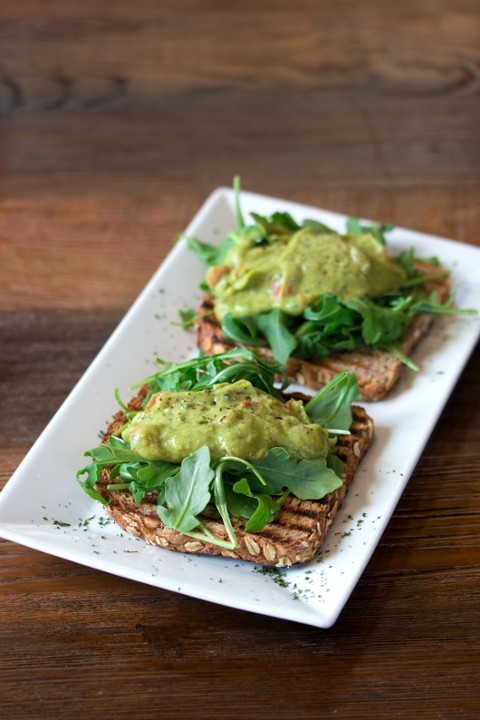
left=223, top=309, right=298, bottom=366
left=112, top=460, right=177, bottom=504
left=76, top=462, right=107, bottom=504
left=255, top=309, right=298, bottom=365
left=419, top=255, right=440, bottom=266
left=84, top=436, right=143, bottom=466
left=212, top=463, right=239, bottom=547
left=347, top=217, right=393, bottom=245
left=395, top=248, right=416, bottom=278
left=233, top=175, right=245, bottom=229
left=177, top=308, right=197, bottom=329
left=210, top=454, right=276, bottom=534
left=401, top=270, right=450, bottom=288
left=384, top=344, right=420, bottom=372
left=139, top=347, right=286, bottom=399
left=209, top=359, right=287, bottom=396
left=343, top=297, right=408, bottom=345
left=157, top=446, right=213, bottom=533
left=185, top=235, right=235, bottom=267
left=302, top=295, right=348, bottom=325
left=228, top=477, right=282, bottom=532
left=78, top=435, right=179, bottom=505
left=326, top=454, right=344, bottom=478
left=415, top=291, right=477, bottom=316
left=252, top=447, right=342, bottom=499
left=154, top=447, right=247, bottom=549
left=295, top=296, right=363, bottom=358
left=113, top=388, right=137, bottom=421
left=250, top=211, right=340, bottom=242
left=250, top=211, right=299, bottom=241
left=269, top=211, right=300, bottom=231
left=222, top=313, right=264, bottom=346
left=304, top=371, right=360, bottom=433
left=302, top=218, right=337, bottom=234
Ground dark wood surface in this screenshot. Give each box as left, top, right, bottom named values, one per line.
left=1, top=2, right=479, bottom=718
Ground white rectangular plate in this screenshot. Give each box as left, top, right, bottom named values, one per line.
left=1, top=187, right=479, bottom=628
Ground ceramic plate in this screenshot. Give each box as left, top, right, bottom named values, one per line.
left=1, top=187, right=479, bottom=628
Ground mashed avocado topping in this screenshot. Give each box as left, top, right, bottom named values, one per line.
left=208, top=228, right=407, bottom=320
left=123, top=379, right=331, bottom=463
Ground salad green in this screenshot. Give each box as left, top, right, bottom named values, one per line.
left=77, top=351, right=360, bottom=550
left=187, top=178, right=473, bottom=369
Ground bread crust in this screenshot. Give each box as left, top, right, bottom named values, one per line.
left=195, top=262, right=451, bottom=401
left=96, top=390, right=374, bottom=567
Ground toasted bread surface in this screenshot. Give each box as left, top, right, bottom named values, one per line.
left=97, top=392, right=374, bottom=567
left=195, top=262, right=451, bottom=401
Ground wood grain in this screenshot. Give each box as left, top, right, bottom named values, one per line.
left=1, top=2, right=479, bottom=718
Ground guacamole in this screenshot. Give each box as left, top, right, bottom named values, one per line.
left=207, top=228, right=407, bottom=320
left=124, top=379, right=331, bottom=463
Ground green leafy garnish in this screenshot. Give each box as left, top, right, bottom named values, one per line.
left=185, top=235, right=235, bottom=267
left=76, top=436, right=178, bottom=505
left=252, top=448, right=342, bottom=500
left=346, top=217, right=394, bottom=245
left=77, top=352, right=361, bottom=550
left=187, top=178, right=475, bottom=369
left=219, top=284, right=475, bottom=367
left=233, top=175, right=245, bottom=230
left=177, top=308, right=197, bottom=329
left=226, top=477, right=281, bottom=533
left=304, top=371, right=360, bottom=433
left=157, top=446, right=213, bottom=534
left=255, top=309, right=298, bottom=365
left=135, top=346, right=287, bottom=400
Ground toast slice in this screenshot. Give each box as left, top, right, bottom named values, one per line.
left=96, top=391, right=374, bottom=567
left=195, top=262, right=451, bottom=402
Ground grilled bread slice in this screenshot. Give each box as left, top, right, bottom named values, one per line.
left=96, top=390, right=374, bottom=567
left=195, top=262, right=451, bottom=402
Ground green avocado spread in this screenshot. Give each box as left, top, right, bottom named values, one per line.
left=207, top=228, right=406, bottom=320
left=124, top=379, right=331, bottom=463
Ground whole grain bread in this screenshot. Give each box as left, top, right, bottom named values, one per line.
left=195, top=262, right=451, bottom=401
left=96, top=389, right=374, bottom=567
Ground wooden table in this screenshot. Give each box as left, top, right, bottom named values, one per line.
left=1, top=2, right=479, bottom=718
